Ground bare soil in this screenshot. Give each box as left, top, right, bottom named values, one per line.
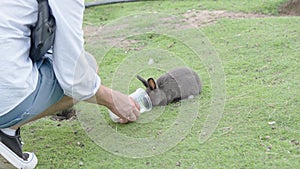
left=279, top=0, right=300, bottom=16
left=84, top=0, right=300, bottom=37
left=52, top=108, right=77, bottom=121
left=182, top=9, right=269, bottom=28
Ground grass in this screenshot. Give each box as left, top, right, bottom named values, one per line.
left=21, top=0, right=299, bottom=168
left=84, top=0, right=287, bottom=26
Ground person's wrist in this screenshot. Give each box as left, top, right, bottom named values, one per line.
left=96, top=85, right=113, bottom=108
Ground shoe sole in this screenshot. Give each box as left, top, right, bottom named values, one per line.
left=0, top=154, right=15, bottom=169
left=0, top=142, right=38, bottom=169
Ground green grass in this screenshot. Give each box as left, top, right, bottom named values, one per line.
left=22, top=0, right=300, bottom=168
left=84, top=0, right=288, bottom=26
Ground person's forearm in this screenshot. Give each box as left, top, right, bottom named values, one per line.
left=85, top=85, right=113, bottom=109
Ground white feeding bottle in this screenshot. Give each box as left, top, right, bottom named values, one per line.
left=109, top=88, right=152, bottom=122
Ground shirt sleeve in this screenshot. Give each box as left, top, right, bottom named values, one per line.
left=49, top=0, right=100, bottom=100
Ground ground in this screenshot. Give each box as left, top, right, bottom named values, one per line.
left=279, top=0, right=300, bottom=16
left=30, top=1, right=299, bottom=168
left=56, top=0, right=299, bottom=130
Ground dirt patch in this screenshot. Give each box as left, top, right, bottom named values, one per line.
left=52, top=108, right=77, bottom=121
left=84, top=9, right=270, bottom=37
left=183, top=9, right=269, bottom=28
left=279, top=0, right=300, bottom=16
left=84, top=1, right=299, bottom=40
left=83, top=9, right=271, bottom=47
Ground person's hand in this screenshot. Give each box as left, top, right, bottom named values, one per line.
left=86, top=85, right=140, bottom=124
left=108, top=90, right=141, bottom=123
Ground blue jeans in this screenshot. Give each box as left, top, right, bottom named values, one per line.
left=0, top=58, right=64, bottom=128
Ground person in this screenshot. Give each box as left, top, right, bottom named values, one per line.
left=0, top=0, right=140, bottom=168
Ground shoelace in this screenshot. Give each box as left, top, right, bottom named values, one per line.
left=18, top=136, right=24, bottom=148
left=15, top=130, right=29, bottom=161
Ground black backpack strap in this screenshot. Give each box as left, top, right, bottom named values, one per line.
left=29, top=0, right=56, bottom=62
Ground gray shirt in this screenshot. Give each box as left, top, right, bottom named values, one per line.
left=0, top=0, right=101, bottom=116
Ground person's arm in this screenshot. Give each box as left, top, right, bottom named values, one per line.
left=50, top=0, right=98, bottom=100
left=85, top=85, right=140, bottom=123
left=49, top=0, right=140, bottom=123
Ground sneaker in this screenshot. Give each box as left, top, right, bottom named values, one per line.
left=0, top=128, right=38, bottom=169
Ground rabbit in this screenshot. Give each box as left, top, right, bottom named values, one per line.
left=137, top=67, right=202, bottom=106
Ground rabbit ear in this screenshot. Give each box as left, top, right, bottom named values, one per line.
left=147, top=78, right=157, bottom=90
left=137, top=75, right=149, bottom=88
